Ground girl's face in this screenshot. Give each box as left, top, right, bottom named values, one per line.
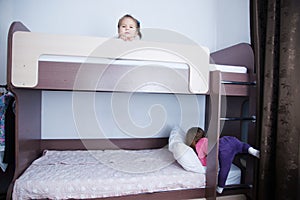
left=118, top=17, right=138, bottom=41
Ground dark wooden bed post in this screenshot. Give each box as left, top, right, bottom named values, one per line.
left=244, top=57, right=258, bottom=199
left=205, top=71, right=222, bottom=199
left=6, top=22, right=42, bottom=200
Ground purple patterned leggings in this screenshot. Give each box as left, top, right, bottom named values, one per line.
left=218, top=136, right=250, bottom=187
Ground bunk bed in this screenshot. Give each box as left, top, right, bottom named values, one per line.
left=5, top=22, right=258, bottom=200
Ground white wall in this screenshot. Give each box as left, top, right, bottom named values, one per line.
left=42, top=91, right=206, bottom=139
left=0, top=0, right=250, bottom=139
left=216, top=0, right=250, bottom=49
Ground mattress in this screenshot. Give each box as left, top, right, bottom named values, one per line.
left=13, top=148, right=241, bottom=200
left=209, top=64, right=247, bottom=74
left=39, top=55, right=247, bottom=73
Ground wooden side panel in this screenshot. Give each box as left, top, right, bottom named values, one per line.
left=12, top=89, right=42, bottom=178
left=40, top=138, right=169, bottom=151
left=205, top=71, right=222, bottom=199
left=37, top=61, right=190, bottom=94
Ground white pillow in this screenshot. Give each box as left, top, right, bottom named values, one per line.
left=168, top=126, right=206, bottom=173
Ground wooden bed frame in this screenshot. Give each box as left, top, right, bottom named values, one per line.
left=5, top=22, right=257, bottom=200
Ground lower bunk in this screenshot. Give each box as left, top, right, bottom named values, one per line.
left=13, top=148, right=241, bottom=200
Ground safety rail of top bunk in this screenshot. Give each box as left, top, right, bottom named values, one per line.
left=8, top=22, right=211, bottom=95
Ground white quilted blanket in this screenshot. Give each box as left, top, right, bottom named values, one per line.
left=13, top=149, right=206, bottom=200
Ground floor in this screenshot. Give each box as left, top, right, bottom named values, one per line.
left=191, top=194, right=247, bottom=200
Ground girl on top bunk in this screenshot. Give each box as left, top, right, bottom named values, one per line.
left=117, top=14, right=142, bottom=41
left=185, top=127, right=260, bottom=194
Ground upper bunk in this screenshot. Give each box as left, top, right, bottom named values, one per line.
left=7, top=22, right=255, bottom=96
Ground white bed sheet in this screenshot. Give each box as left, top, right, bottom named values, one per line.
left=210, top=64, right=247, bottom=74
left=13, top=149, right=240, bottom=200
left=39, top=55, right=247, bottom=73
left=39, top=55, right=189, bottom=69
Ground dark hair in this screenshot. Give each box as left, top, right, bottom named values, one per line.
left=185, top=127, right=206, bottom=146
left=117, top=14, right=142, bottom=39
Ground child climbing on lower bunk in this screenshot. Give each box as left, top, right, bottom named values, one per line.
left=185, top=127, right=260, bottom=194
